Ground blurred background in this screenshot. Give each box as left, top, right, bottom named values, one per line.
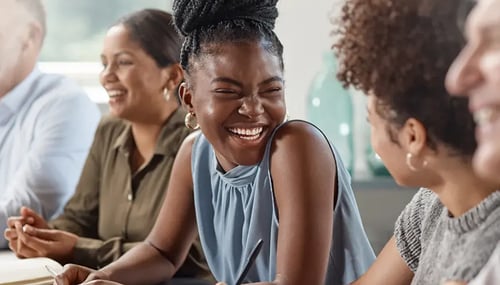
left=39, top=0, right=417, bottom=254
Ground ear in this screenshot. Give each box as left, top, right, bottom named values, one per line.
left=399, top=118, right=427, bottom=155
left=23, top=21, right=43, bottom=52
left=179, top=82, right=194, bottom=112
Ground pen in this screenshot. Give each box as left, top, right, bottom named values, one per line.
left=45, top=265, right=61, bottom=285
left=235, top=239, right=264, bottom=285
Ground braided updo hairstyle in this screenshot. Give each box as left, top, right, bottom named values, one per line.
left=333, top=0, right=477, bottom=157
left=172, top=0, right=284, bottom=74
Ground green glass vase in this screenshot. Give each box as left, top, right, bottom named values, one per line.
left=306, top=52, right=354, bottom=175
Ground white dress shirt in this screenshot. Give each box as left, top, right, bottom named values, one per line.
left=0, top=67, right=100, bottom=248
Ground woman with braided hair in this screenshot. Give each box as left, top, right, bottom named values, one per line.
left=54, top=0, right=375, bottom=284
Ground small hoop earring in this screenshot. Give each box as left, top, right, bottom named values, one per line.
left=185, top=112, right=199, bottom=130
left=406, top=153, right=428, bottom=172
left=163, top=88, right=170, bottom=101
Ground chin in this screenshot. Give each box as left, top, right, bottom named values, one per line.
left=474, top=144, right=500, bottom=184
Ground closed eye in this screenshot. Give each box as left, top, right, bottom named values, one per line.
left=118, top=60, right=133, bottom=66
left=266, top=87, right=282, bottom=92
left=260, top=87, right=283, bottom=97
left=214, top=89, right=238, bottom=94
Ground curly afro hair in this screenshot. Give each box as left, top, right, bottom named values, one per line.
left=333, top=0, right=476, bottom=157
left=172, top=0, right=283, bottom=74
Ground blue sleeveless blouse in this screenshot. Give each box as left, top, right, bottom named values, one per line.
left=192, top=120, right=375, bottom=285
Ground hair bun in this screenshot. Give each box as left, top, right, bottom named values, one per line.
left=173, top=0, right=279, bottom=36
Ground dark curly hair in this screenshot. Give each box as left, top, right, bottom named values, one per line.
left=333, top=0, right=476, bottom=157
left=172, top=0, right=284, bottom=75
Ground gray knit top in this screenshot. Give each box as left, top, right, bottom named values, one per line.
left=395, top=188, right=500, bottom=284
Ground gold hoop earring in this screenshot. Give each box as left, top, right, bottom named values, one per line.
left=406, top=153, right=428, bottom=172
left=163, top=88, right=170, bottom=101
left=185, top=112, right=199, bottom=130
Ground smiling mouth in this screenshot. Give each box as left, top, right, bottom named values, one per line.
left=228, top=127, right=264, bottom=141
left=107, top=90, right=126, bottom=98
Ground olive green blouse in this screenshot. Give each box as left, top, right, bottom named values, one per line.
left=49, top=108, right=210, bottom=278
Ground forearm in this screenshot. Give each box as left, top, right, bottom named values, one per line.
left=100, top=242, right=176, bottom=285
left=71, top=237, right=141, bottom=269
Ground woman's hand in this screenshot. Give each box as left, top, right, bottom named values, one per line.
left=12, top=222, right=78, bottom=263
left=4, top=207, right=51, bottom=257
left=53, top=264, right=113, bottom=285
left=7, top=206, right=50, bottom=230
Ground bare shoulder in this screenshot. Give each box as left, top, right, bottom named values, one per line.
left=178, top=131, right=201, bottom=155
left=271, top=121, right=335, bottom=165
left=174, top=131, right=202, bottom=174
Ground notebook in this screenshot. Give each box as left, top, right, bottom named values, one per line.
left=0, top=251, right=62, bottom=285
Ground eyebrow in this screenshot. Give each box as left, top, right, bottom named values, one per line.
left=211, top=76, right=284, bottom=87
left=100, top=51, right=134, bottom=60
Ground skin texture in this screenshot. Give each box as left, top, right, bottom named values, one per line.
left=52, top=41, right=337, bottom=285
left=446, top=0, right=500, bottom=185
left=4, top=21, right=183, bottom=265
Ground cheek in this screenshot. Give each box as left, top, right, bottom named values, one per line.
left=481, top=52, right=500, bottom=86
left=474, top=140, right=500, bottom=183
left=370, top=126, right=387, bottom=157
left=264, top=98, right=287, bottom=122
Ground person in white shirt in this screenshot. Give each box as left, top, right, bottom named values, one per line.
left=445, top=0, right=500, bottom=284
left=0, top=0, right=100, bottom=248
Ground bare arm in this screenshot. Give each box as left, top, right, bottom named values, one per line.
left=351, top=236, right=413, bottom=285
left=261, top=121, right=336, bottom=285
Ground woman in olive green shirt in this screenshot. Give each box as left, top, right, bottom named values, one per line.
left=4, top=9, right=210, bottom=279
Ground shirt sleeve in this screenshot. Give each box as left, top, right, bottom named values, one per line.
left=0, top=92, right=100, bottom=248
left=394, top=188, right=434, bottom=272
left=48, top=120, right=140, bottom=269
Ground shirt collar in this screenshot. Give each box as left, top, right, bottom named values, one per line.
left=0, top=67, right=41, bottom=124
left=112, top=107, right=187, bottom=156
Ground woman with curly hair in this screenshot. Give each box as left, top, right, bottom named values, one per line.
left=52, top=0, right=376, bottom=284
left=333, top=0, right=500, bottom=284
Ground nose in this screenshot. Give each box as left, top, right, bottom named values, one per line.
left=100, top=63, right=118, bottom=84
left=446, top=47, right=483, bottom=96
left=238, top=95, right=264, bottom=118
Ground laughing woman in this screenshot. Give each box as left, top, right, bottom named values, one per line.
left=53, top=0, right=375, bottom=284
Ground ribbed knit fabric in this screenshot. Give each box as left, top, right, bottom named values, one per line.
left=395, top=188, right=500, bottom=284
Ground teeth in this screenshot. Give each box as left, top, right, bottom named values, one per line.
left=228, top=127, right=263, bottom=138
left=108, top=90, right=125, bottom=97
left=474, top=107, right=499, bottom=126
